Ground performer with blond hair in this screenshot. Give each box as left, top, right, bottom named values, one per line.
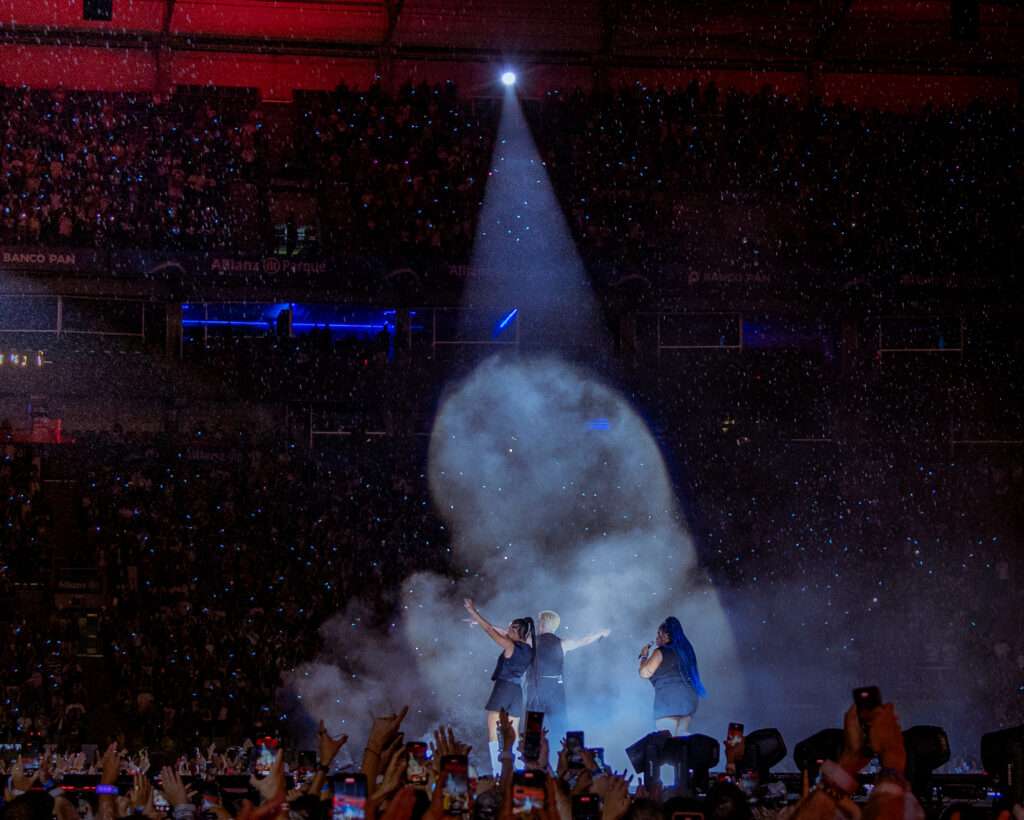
left=525, top=609, right=609, bottom=745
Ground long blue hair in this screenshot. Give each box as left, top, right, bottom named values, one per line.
left=661, top=616, right=707, bottom=698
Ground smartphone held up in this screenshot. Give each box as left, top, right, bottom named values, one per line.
left=853, top=686, right=882, bottom=758
left=332, top=773, right=368, bottom=820
left=441, top=754, right=471, bottom=816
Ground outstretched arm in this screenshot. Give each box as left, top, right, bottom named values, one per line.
left=464, top=599, right=516, bottom=656
left=562, top=628, right=610, bottom=653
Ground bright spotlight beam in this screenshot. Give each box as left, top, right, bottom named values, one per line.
left=501, top=71, right=517, bottom=87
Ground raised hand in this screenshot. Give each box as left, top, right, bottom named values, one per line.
left=100, top=744, right=120, bottom=787
left=381, top=787, right=418, bottom=820
left=160, top=766, right=194, bottom=808
left=129, top=773, right=162, bottom=820
left=250, top=750, right=286, bottom=803
left=497, top=710, right=516, bottom=761
left=372, top=750, right=408, bottom=802
left=724, top=734, right=746, bottom=770
left=839, top=704, right=868, bottom=774
left=433, top=726, right=472, bottom=759
left=318, top=719, right=349, bottom=767
left=869, top=704, right=907, bottom=774
left=368, top=706, right=409, bottom=754
left=10, top=758, right=38, bottom=792
left=600, top=774, right=631, bottom=820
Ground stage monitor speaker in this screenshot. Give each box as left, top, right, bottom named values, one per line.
left=951, top=0, right=978, bottom=40
left=84, top=0, right=113, bottom=20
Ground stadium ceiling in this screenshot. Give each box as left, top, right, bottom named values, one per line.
left=1, top=0, right=1022, bottom=71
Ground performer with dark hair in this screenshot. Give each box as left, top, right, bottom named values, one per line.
left=463, top=598, right=535, bottom=775
left=638, top=615, right=707, bottom=735
left=526, top=610, right=609, bottom=748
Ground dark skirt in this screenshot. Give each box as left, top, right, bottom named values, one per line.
left=653, top=680, right=699, bottom=720
left=485, top=679, right=524, bottom=717
left=526, top=678, right=568, bottom=741
left=525, top=678, right=567, bottom=721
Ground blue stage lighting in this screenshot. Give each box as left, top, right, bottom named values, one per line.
left=501, top=71, right=517, bottom=87
left=498, top=308, right=519, bottom=330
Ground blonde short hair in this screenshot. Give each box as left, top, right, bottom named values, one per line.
left=538, top=610, right=561, bottom=632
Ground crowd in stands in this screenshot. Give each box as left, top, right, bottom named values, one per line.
left=2, top=415, right=1022, bottom=753
left=0, top=87, right=262, bottom=249
left=1, top=82, right=1021, bottom=280
left=533, top=86, right=1023, bottom=277
left=1, top=430, right=447, bottom=751
left=297, top=83, right=495, bottom=259
left=1, top=74, right=1023, bottom=820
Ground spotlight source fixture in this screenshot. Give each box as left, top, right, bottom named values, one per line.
left=501, top=71, right=517, bottom=87
left=981, top=725, right=1024, bottom=804
left=902, top=725, right=950, bottom=798
left=793, top=728, right=844, bottom=780
left=626, top=731, right=719, bottom=794
left=739, top=728, right=787, bottom=780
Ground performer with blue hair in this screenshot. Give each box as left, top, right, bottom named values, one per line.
left=638, top=616, right=707, bottom=735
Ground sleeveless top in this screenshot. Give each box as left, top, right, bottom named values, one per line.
left=491, top=640, right=534, bottom=683
left=534, top=633, right=564, bottom=678
left=650, top=645, right=694, bottom=693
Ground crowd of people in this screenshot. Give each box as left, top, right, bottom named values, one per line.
left=532, top=86, right=1023, bottom=277
left=2, top=70, right=1023, bottom=820
left=0, top=87, right=262, bottom=249
left=1, top=692, right=1019, bottom=820
left=2, top=411, right=1022, bottom=752
left=297, top=84, right=495, bottom=259
left=1, top=82, right=1020, bottom=283
left=1, top=430, right=447, bottom=751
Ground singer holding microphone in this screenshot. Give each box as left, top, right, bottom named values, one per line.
left=638, top=616, right=707, bottom=735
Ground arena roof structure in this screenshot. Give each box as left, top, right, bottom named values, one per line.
left=1, top=0, right=1022, bottom=102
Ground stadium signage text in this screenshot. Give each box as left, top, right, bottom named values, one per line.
left=2, top=250, right=78, bottom=266
left=209, top=256, right=330, bottom=275
left=0, top=246, right=104, bottom=273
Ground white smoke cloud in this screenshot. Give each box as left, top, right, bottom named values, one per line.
left=284, top=354, right=742, bottom=771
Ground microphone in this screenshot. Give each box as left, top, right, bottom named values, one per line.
left=638, top=643, right=652, bottom=660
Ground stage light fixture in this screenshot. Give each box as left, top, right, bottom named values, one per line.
left=626, top=732, right=719, bottom=795
left=501, top=71, right=517, bottom=87
left=739, top=728, right=787, bottom=780
left=981, top=725, right=1024, bottom=804
left=793, top=728, right=844, bottom=780
left=626, top=730, right=671, bottom=783
left=902, top=725, right=950, bottom=798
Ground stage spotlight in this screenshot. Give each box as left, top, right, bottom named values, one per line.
left=981, top=725, right=1024, bottom=804
left=626, top=732, right=719, bottom=795
left=501, top=71, right=517, bottom=87
left=664, top=734, right=719, bottom=795
left=627, top=730, right=671, bottom=783
left=902, top=725, right=949, bottom=798
left=793, top=728, right=844, bottom=780
left=739, top=728, right=787, bottom=780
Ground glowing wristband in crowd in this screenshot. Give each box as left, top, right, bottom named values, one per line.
left=96, top=784, right=119, bottom=795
